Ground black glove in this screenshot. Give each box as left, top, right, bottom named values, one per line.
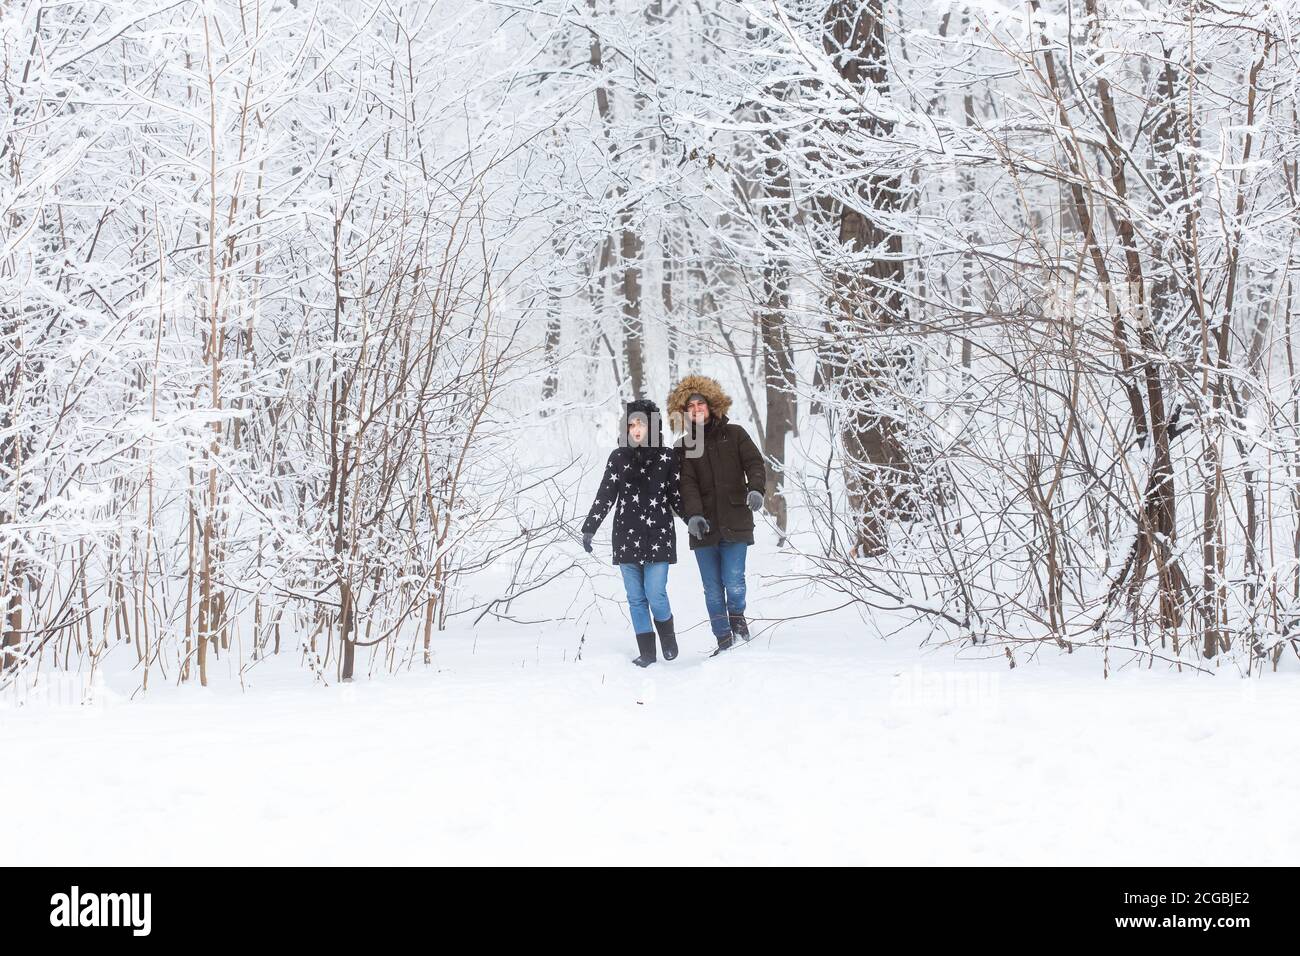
left=747, top=490, right=763, bottom=512
left=687, top=515, right=710, bottom=539
left=581, top=531, right=594, bottom=553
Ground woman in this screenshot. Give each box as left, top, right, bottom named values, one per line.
left=666, top=375, right=766, bottom=656
left=581, top=399, right=684, bottom=666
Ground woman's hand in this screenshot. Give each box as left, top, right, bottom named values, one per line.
left=747, top=490, right=763, bottom=512
left=687, top=515, right=710, bottom=539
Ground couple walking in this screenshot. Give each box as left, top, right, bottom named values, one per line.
left=581, top=375, right=766, bottom=665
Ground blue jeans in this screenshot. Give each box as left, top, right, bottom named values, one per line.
left=620, top=562, right=672, bottom=634
left=693, top=541, right=748, bottom=637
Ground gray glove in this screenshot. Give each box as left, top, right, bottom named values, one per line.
left=581, top=531, right=594, bottom=553
left=747, top=490, right=763, bottom=512
left=687, top=515, right=710, bottom=539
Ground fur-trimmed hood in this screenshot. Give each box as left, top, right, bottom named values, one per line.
left=666, top=374, right=732, bottom=431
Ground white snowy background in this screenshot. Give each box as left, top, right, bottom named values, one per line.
left=7, top=551, right=1297, bottom=866
left=3, top=0, right=1300, bottom=865
left=5, top=408, right=1297, bottom=866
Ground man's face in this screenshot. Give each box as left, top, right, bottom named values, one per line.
left=686, top=398, right=709, bottom=424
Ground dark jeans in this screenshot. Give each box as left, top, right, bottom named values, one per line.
left=693, top=541, right=748, bottom=637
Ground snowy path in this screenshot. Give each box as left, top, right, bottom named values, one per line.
left=4, top=606, right=1297, bottom=865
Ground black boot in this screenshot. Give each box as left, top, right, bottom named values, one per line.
left=729, top=613, right=750, bottom=642
left=709, top=631, right=734, bottom=657
left=632, top=631, right=657, bottom=667
left=654, top=616, right=678, bottom=661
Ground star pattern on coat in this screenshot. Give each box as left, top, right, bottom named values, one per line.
left=582, top=445, right=685, bottom=565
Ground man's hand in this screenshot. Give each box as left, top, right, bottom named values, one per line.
left=581, top=531, right=594, bottom=553
left=687, top=515, right=710, bottom=539
left=746, top=490, right=763, bottom=512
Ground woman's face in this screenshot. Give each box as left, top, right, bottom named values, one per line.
left=686, top=398, right=710, bottom=424
left=627, top=415, right=648, bottom=445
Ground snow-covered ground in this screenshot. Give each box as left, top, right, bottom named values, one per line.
left=4, top=541, right=1297, bottom=866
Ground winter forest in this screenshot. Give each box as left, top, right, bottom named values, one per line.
left=4, top=0, right=1300, bottom=865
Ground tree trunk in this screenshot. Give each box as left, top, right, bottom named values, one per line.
left=541, top=242, right=562, bottom=413
left=621, top=225, right=645, bottom=399
left=662, top=226, right=678, bottom=384
left=589, top=0, right=644, bottom=399
left=756, top=79, right=795, bottom=539
left=822, top=0, right=913, bottom=557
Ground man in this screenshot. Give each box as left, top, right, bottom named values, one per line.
left=667, top=375, right=766, bottom=655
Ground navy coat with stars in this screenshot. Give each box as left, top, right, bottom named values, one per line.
left=582, top=444, right=685, bottom=565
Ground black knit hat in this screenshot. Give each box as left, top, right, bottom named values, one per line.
left=626, top=398, right=660, bottom=419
